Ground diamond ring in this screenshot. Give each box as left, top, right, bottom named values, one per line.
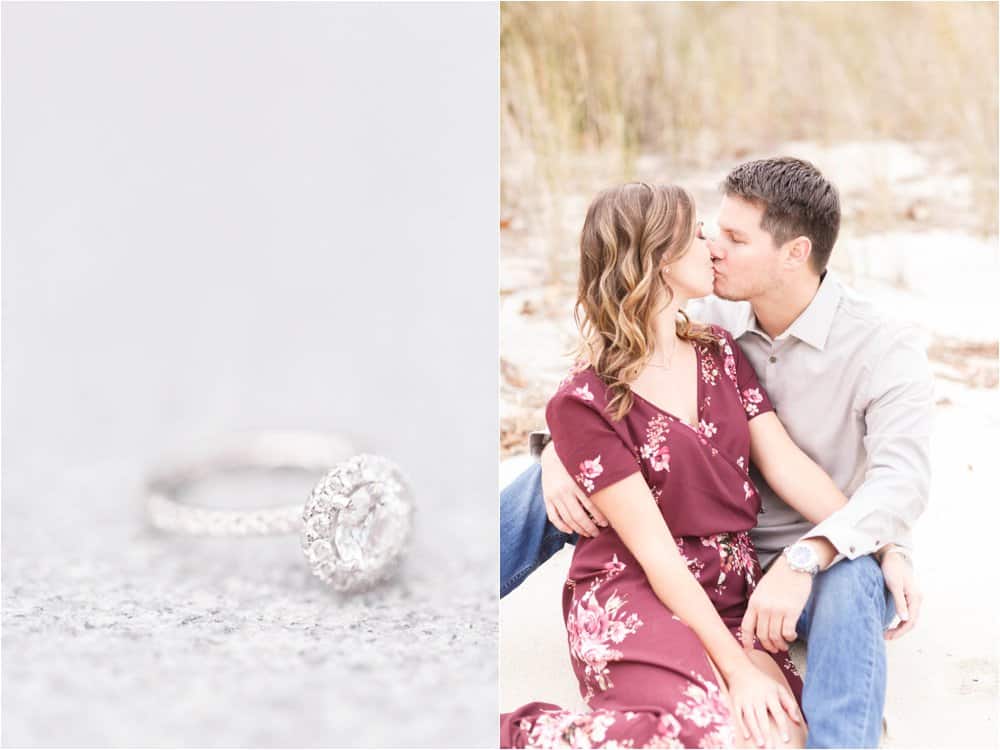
left=145, top=431, right=415, bottom=592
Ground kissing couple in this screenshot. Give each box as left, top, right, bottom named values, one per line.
left=500, top=157, right=932, bottom=748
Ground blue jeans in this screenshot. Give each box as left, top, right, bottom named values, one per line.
left=500, top=461, right=897, bottom=748
left=795, top=554, right=897, bottom=747
left=500, top=462, right=577, bottom=596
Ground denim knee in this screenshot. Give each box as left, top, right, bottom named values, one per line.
left=798, top=555, right=896, bottom=747
left=808, top=555, right=892, bottom=629
left=501, top=461, right=578, bottom=597
left=500, top=462, right=543, bottom=511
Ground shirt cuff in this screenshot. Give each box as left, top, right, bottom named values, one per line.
left=798, top=525, right=875, bottom=566
left=798, top=523, right=915, bottom=568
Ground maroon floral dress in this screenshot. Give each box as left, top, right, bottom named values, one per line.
left=501, top=325, right=803, bottom=749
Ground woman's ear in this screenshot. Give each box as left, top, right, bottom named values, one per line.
left=658, top=265, right=675, bottom=298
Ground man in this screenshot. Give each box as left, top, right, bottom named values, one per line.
left=500, top=157, right=932, bottom=748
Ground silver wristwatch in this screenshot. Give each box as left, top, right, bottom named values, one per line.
left=782, top=542, right=821, bottom=576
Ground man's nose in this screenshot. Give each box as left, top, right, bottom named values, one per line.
left=707, top=237, right=725, bottom=260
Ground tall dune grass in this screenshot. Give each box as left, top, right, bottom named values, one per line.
left=501, top=2, right=998, bottom=245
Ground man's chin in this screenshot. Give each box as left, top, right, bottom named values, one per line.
left=712, top=280, right=747, bottom=302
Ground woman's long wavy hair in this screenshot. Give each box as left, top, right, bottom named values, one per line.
left=570, top=182, right=719, bottom=421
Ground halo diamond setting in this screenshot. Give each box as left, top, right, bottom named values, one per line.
left=300, top=453, right=414, bottom=592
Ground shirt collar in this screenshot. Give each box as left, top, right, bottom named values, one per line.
left=733, top=271, right=843, bottom=351
left=729, top=303, right=756, bottom=341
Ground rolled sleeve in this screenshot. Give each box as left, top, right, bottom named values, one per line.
left=800, top=325, right=933, bottom=563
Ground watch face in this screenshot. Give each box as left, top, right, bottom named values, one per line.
left=789, top=546, right=814, bottom=567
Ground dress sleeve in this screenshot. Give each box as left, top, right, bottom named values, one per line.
left=544, top=386, right=643, bottom=498
left=719, top=327, right=774, bottom=420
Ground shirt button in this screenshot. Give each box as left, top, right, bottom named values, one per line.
left=849, top=545, right=856, bottom=553
left=768, top=356, right=777, bottom=363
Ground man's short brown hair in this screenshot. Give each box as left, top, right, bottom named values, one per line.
left=722, top=157, right=841, bottom=273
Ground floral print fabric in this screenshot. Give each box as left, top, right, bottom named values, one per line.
left=501, top=326, right=801, bottom=748
left=565, top=555, right=642, bottom=700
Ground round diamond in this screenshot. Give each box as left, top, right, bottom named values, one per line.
left=334, top=523, right=365, bottom=566
left=339, top=487, right=373, bottom=525
left=300, top=453, right=414, bottom=592
left=367, top=500, right=408, bottom=551
left=306, top=539, right=333, bottom=563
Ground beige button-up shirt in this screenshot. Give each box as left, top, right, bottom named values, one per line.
left=687, top=272, right=934, bottom=570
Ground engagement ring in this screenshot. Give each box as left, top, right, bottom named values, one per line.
left=145, top=431, right=415, bottom=592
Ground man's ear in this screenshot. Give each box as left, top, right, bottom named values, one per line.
left=783, top=236, right=812, bottom=270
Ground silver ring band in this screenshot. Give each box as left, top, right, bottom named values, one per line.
left=144, top=431, right=415, bottom=592
left=145, top=430, right=360, bottom=536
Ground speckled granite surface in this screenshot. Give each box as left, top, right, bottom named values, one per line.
left=2, top=460, right=498, bottom=748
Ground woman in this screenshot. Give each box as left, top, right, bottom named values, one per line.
left=500, top=183, right=857, bottom=749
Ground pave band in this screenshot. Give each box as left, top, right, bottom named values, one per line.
left=145, top=431, right=359, bottom=536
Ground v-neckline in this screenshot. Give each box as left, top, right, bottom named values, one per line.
left=629, top=342, right=703, bottom=430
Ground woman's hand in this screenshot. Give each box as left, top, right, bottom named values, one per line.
left=539, top=442, right=608, bottom=537
left=880, top=547, right=923, bottom=640
left=725, top=660, right=802, bottom=748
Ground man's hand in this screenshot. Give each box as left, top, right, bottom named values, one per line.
left=881, top=548, right=922, bottom=640
left=741, top=555, right=813, bottom=654
left=539, top=442, right=609, bottom=537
